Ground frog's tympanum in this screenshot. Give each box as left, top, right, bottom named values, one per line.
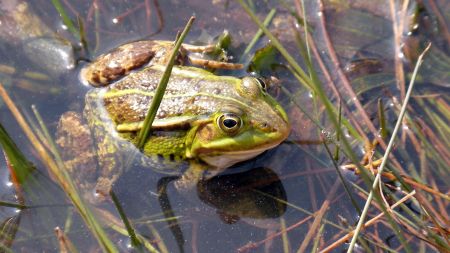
left=56, top=40, right=290, bottom=201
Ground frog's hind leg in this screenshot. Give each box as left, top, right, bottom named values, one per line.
left=182, top=43, right=216, bottom=53
left=81, top=40, right=180, bottom=87
left=55, top=111, right=100, bottom=201
left=182, top=43, right=244, bottom=70
left=188, top=57, right=244, bottom=70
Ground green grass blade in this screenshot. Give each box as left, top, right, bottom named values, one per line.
left=77, top=16, right=90, bottom=58
left=240, top=8, right=277, bottom=61
left=333, top=103, right=342, bottom=161
left=0, top=201, right=26, bottom=209
left=0, top=123, right=35, bottom=184
left=377, top=99, right=388, bottom=139
left=109, top=190, right=143, bottom=251
left=137, top=16, right=195, bottom=149
left=50, top=0, right=79, bottom=39
left=322, top=140, right=361, bottom=214
left=236, top=0, right=313, bottom=87
left=0, top=216, right=20, bottom=250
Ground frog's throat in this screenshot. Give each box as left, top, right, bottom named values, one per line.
left=198, top=143, right=280, bottom=169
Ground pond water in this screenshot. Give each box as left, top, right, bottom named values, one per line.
left=0, top=0, right=448, bottom=252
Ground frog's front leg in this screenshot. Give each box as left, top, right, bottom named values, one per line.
left=174, top=161, right=221, bottom=192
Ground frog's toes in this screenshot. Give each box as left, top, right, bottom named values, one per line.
left=93, top=175, right=119, bottom=202
left=173, top=162, right=206, bottom=192
left=173, top=176, right=198, bottom=193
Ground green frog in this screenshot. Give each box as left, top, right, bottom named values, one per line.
left=56, top=40, right=290, bottom=202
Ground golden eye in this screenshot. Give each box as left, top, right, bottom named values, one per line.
left=217, top=113, right=242, bottom=134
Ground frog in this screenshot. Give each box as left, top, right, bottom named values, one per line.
left=55, top=39, right=290, bottom=202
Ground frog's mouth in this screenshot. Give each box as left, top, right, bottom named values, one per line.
left=199, top=142, right=281, bottom=169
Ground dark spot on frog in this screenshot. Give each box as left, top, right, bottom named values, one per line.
left=115, top=113, right=125, bottom=123
left=129, top=51, right=155, bottom=70
left=102, top=67, right=126, bottom=82
left=91, top=73, right=101, bottom=84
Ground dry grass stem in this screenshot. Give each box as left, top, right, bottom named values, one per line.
left=320, top=190, right=416, bottom=253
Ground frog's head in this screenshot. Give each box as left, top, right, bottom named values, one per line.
left=186, top=77, right=290, bottom=168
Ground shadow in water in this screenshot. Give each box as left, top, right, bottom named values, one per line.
left=157, top=167, right=287, bottom=253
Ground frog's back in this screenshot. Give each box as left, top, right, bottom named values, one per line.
left=101, top=65, right=242, bottom=126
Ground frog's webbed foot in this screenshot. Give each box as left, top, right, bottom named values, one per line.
left=91, top=175, right=119, bottom=202
left=174, top=162, right=221, bottom=193
left=173, top=163, right=203, bottom=192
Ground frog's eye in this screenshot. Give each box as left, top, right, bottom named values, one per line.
left=217, top=113, right=242, bottom=134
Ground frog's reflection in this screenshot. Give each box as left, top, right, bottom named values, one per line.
left=157, top=167, right=287, bottom=226
left=157, top=167, right=287, bottom=252
left=196, top=167, right=287, bottom=224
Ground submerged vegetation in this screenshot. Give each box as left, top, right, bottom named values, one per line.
left=0, top=0, right=449, bottom=252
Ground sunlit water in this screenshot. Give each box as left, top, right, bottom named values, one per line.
left=0, top=0, right=448, bottom=252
